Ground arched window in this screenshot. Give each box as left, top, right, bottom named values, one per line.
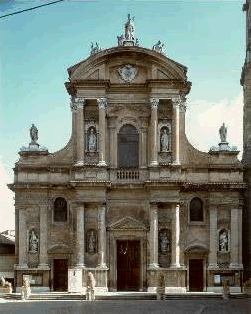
left=190, top=197, right=203, bottom=222
left=118, top=124, right=139, bottom=168
left=54, top=197, right=67, bottom=222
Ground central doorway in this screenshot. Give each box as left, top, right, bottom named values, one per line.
left=53, top=259, right=68, bottom=291
left=117, top=240, right=140, bottom=291
left=189, top=259, right=204, bottom=292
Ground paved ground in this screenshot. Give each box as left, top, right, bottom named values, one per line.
left=0, top=299, right=250, bottom=314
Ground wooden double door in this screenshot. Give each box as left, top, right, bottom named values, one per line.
left=117, top=240, right=140, bottom=291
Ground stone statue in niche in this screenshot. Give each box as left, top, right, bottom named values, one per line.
left=87, top=230, right=96, bottom=254
left=219, top=229, right=228, bottom=252
left=88, top=128, right=97, bottom=151
left=159, top=231, right=170, bottom=254
left=29, top=229, right=39, bottom=252
left=161, top=128, right=169, bottom=152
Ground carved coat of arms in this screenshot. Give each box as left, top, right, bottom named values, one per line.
left=118, top=64, right=138, bottom=83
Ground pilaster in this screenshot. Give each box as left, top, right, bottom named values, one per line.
left=97, top=204, right=108, bottom=269
left=172, top=97, right=180, bottom=165
left=73, top=98, right=85, bottom=166
left=171, top=203, right=181, bottom=268
left=208, top=205, right=218, bottom=270
left=149, top=202, right=159, bottom=269
left=38, top=205, right=49, bottom=269
left=150, top=98, right=159, bottom=167
left=76, top=205, right=86, bottom=268
left=17, top=207, right=28, bottom=269
left=97, top=98, right=107, bottom=166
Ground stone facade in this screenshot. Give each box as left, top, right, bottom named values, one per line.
left=9, top=16, right=244, bottom=293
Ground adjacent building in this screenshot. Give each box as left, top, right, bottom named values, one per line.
left=8, top=16, right=244, bottom=293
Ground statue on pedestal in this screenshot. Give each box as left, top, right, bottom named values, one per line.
left=219, top=123, right=227, bottom=143
left=30, top=124, right=38, bottom=144
left=125, top=14, right=135, bottom=41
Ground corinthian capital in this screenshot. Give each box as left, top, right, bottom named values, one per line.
left=97, top=98, right=107, bottom=110
left=70, top=97, right=85, bottom=111
left=150, top=98, right=159, bottom=110
left=172, top=96, right=181, bottom=109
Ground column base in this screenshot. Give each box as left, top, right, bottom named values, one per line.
left=97, top=263, right=108, bottom=270
left=15, top=264, right=28, bottom=270
left=150, top=161, right=158, bottom=167
left=148, top=263, right=159, bottom=270
left=170, top=263, right=183, bottom=269
left=207, top=263, right=219, bottom=270
left=75, top=263, right=86, bottom=269
left=98, top=161, right=107, bottom=167
left=74, top=161, right=84, bottom=167
left=38, top=263, right=50, bottom=270
left=229, top=263, right=243, bottom=270
left=172, top=160, right=180, bottom=165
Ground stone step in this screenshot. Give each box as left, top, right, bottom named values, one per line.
left=1, top=292, right=248, bottom=301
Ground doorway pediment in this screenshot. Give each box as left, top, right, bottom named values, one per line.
left=109, top=216, right=147, bottom=230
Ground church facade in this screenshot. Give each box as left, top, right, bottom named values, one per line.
left=9, top=16, right=244, bottom=293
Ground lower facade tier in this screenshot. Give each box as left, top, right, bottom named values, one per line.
left=14, top=267, right=243, bottom=293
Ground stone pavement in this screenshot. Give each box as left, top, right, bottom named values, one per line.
left=0, top=299, right=250, bottom=314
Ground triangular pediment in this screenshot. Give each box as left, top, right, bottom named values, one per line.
left=109, top=216, right=147, bottom=230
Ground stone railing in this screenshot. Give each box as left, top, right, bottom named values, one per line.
left=110, top=168, right=149, bottom=182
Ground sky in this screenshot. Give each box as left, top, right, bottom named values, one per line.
left=0, top=0, right=246, bottom=231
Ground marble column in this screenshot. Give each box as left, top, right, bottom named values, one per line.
left=98, top=204, right=107, bottom=268
left=149, top=202, right=159, bottom=269
left=18, top=208, right=28, bottom=268
left=172, top=97, right=180, bottom=165
left=230, top=207, right=242, bottom=269
left=208, top=206, right=218, bottom=269
left=74, top=98, right=85, bottom=166
left=76, top=206, right=85, bottom=268
left=171, top=203, right=180, bottom=268
left=97, top=98, right=107, bottom=166
left=150, top=98, right=159, bottom=166
left=38, top=205, right=49, bottom=269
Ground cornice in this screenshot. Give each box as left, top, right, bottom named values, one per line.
left=181, top=182, right=247, bottom=192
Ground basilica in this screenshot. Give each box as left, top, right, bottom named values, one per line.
left=8, top=15, right=244, bottom=293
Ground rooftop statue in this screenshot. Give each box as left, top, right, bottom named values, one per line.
left=117, top=14, right=137, bottom=46
left=152, top=40, right=164, bottom=53
left=30, top=124, right=38, bottom=144
left=125, top=13, right=135, bottom=41
left=219, top=122, right=227, bottom=143
left=90, top=42, right=102, bottom=55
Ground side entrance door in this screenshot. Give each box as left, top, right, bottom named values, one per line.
left=53, top=259, right=68, bottom=291
left=117, top=240, right=140, bottom=291
left=189, top=259, right=204, bottom=292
